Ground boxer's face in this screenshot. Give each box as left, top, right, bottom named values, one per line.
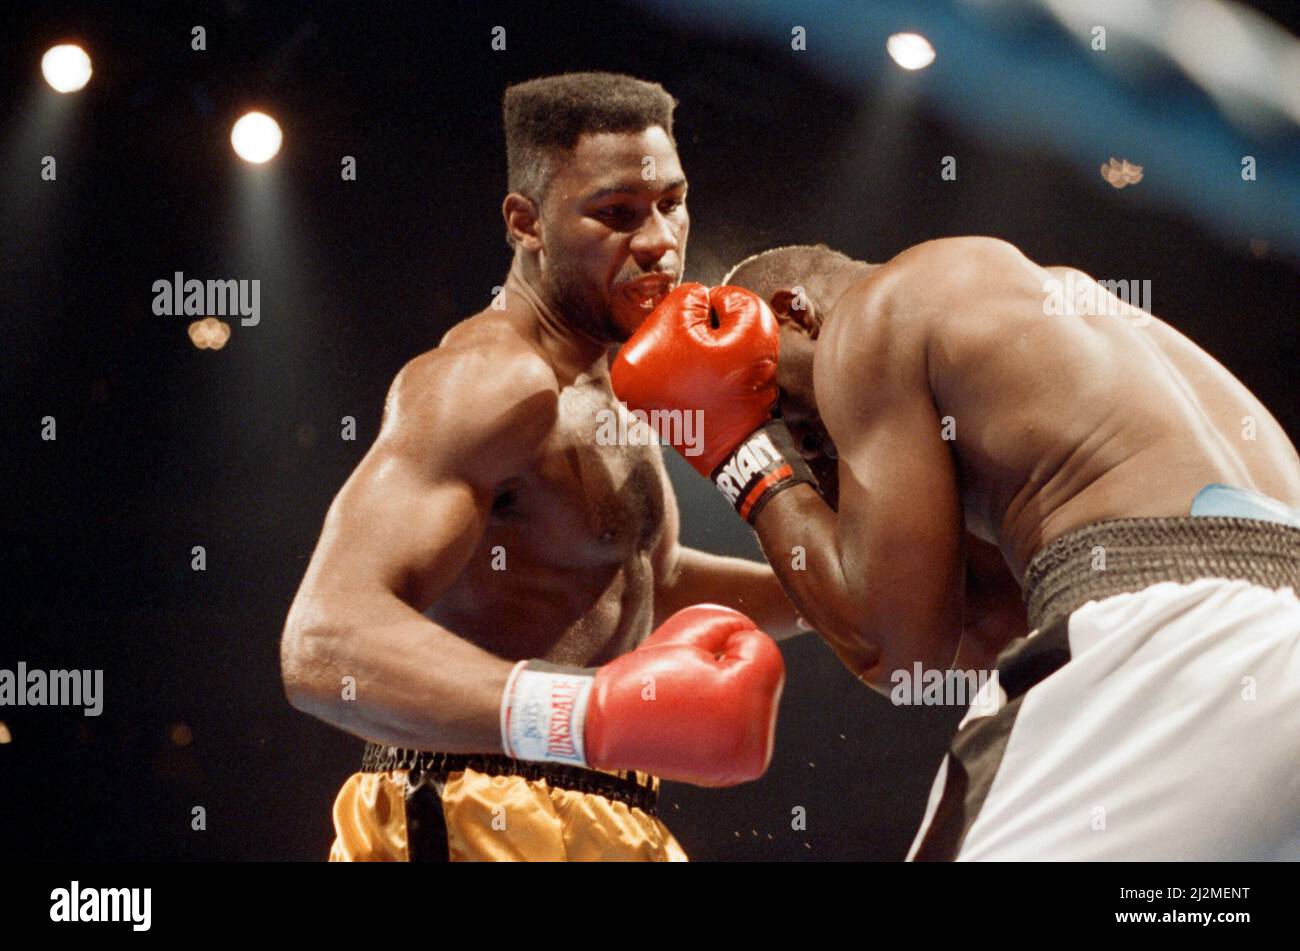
left=539, top=126, right=688, bottom=342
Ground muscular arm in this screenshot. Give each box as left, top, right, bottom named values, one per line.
left=750, top=238, right=1031, bottom=692
left=280, top=338, right=559, bottom=751
left=651, top=450, right=805, bottom=640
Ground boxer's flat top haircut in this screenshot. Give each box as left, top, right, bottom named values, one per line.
left=723, top=244, right=857, bottom=307
left=503, top=72, right=677, bottom=203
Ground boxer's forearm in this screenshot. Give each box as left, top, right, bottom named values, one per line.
left=281, top=597, right=510, bottom=752
left=654, top=546, right=805, bottom=640
left=750, top=485, right=890, bottom=685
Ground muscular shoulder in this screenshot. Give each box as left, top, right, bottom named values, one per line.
left=380, top=318, right=559, bottom=484
left=829, top=237, right=1045, bottom=364
left=888, top=235, right=1030, bottom=277
left=857, top=237, right=1036, bottom=313
left=816, top=239, right=1039, bottom=428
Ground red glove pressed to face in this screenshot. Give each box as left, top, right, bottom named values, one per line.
left=612, top=282, right=816, bottom=521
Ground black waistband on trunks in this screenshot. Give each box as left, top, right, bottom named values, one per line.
left=360, top=742, right=660, bottom=815
left=1023, top=516, right=1300, bottom=632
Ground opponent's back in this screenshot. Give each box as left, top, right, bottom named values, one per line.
left=823, top=237, right=1300, bottom=577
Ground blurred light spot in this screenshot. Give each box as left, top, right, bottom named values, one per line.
left=188, top=317, right=231, bottom=350
left=1249, top=238, right=1269, bottom=257
left=42, top=44, right=92, bottom=93
left=231, top=111, right=283, bottom=164
left=170, top=722, right=193, bottom=747
left=1101, top=157, right=1144, bottom=188
left=887, top=33, right=936, bottom=70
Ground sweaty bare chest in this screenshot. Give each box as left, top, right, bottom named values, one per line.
left=494, top=378, right=666, bottom=564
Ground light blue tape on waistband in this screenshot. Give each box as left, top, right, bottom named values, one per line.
left=1190, top=483, right=1300, bottom=529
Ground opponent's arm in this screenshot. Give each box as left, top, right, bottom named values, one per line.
left=766, top=243, right=1042, bottom=686
left=748, top=319, right=966, bottom=689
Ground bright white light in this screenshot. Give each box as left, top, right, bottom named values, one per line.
left=42, top=44, right=92, bottom=93
left=887, top=32, right=936, bottom=70
left=231, top=112, right=283, bottom=164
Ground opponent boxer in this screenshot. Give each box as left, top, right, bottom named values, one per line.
left=280, top=73, right=796, bottom=863
left=612, top=238, right=1300, bottom=860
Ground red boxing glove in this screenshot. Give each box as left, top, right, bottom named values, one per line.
left=612, top=283, right=777, bottom=475
left=612, top=282, right=816, bottom=521
left=501, top=605, right=785, bottom=787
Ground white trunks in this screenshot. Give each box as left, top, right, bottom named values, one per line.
left=909, top=507, right=1300, bottom=861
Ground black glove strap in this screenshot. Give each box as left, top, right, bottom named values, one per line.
left=710, top=420, right=817, bottom=523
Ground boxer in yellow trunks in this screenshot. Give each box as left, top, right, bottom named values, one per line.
left=279, top=73, right=799, bottom=862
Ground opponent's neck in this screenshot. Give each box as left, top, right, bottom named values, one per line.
left=505, top=259, right=608, bottom=381
left=817, top=262, right=879, bottom=339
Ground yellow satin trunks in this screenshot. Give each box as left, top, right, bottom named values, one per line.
left=328, top=747, right=687, bottom=862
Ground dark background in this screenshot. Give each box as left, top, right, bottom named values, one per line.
left=1, top=0, right=1296, bottom=861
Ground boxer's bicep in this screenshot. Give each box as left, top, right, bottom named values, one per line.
left=308, top=448, right=493, bottom=614
left=292, top=345, right=558, bottom=617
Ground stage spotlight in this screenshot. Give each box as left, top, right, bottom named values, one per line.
left=886, top=32, right=936, bottom=70
left=231, top=111, right=283, bottom=164
left=41, top=44, right=93, bottom=93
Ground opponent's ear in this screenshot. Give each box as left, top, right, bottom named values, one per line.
left=503, top=193, right=542, bottom=251
left=769, top=288, right=819, bottom=337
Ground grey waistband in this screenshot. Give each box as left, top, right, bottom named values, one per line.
left=1023, top=516, right=1300, bottom=632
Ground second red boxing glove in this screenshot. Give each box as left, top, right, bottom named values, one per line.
left=500, top=605, right=785, bottom=787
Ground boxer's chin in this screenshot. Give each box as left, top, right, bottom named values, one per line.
left=611, top=287, right=665, bottom=339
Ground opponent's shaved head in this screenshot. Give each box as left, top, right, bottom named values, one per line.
left=503, top=72, right=678, bottom=203
left=723, top=244, right=858, bottom=310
